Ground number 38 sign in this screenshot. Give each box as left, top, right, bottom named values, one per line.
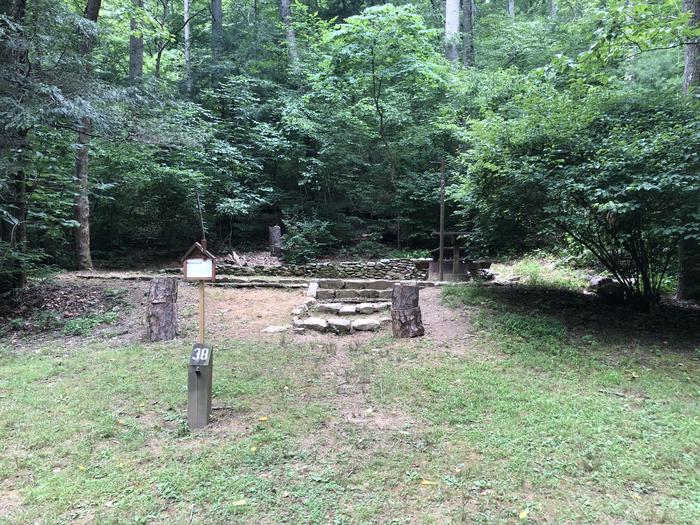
left=190, top=343, right=212, bottom=367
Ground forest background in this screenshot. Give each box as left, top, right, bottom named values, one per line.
left=1, top=0, right=699, bottom=305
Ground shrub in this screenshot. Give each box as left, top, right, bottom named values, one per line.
left=281, top=217, right=336, bottom=264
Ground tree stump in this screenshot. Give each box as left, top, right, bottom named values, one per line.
left=146, top=277, right=178, bottom=342
left=391, top=282, right=424, bottom=338
left=269, top=225, right=282, bottom=257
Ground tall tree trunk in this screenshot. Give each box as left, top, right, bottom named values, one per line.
left=550, top=0, right=558, bottom=19
left=279, top=0, right=299, bottom=72
left=0, top=0, right=28, bottom=289
left=445, top=0, right=460, bottom=62
left=184, top=0, right=192, bottom=92
left=73, top=0, right=101, bottom=271
left=129, top=0, right=143, bottom=82
left=507, top=0, right=515, bottom=17
left=682, top=0, right=699, bottom=93
left=678, top=0, right=700, bottom=300
left=211, top=0, right=223, bottom=64
left=74, top=117, right=93, bottom=271
left=462, top=0, right=475, bottom=66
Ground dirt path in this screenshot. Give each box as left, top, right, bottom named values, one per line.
left=2, top=274, right=473, bottom=352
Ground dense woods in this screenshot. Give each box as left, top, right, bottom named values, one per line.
left=1, top=0, right=699, bottom=304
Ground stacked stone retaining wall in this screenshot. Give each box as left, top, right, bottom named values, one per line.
left=186, top=259, right=428, bottom=280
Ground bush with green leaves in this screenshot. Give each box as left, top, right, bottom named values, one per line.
left=281, top=217, right=336, bottom=264
left=456, top=80, right=699, bottom=306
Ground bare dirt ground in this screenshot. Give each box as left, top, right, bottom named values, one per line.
left=1, top=273, right=471, bottom=352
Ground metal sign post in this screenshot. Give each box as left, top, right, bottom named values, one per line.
left=181, top=240, right=216, bottom=430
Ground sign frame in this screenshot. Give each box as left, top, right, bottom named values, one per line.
left=181, top=241, right=217, bottom=281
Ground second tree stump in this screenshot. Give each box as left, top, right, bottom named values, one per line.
left=391, top=282, right=425, bottom=338
left=146, top=277, right=179, bottom=342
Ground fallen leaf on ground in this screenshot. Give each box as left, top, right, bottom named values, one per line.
left=420, top=479, right=437, bottom=486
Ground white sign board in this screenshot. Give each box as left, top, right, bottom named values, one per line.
left=185, top=258, right=214, bottom=280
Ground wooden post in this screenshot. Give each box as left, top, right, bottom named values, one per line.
left=439, top=160, right=445, bottom=282
left=269, top=225, right=282, bottom=257
left=198, top=280, right=205, bottom=344
left=146, top=277, right=178, bottom=341
left=391, top=283, right=425, bottom=338
left=452, top=238, right=460, bottom=275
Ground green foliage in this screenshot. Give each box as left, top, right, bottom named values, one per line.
left=1, top=0, right=698, bottom=301
left=62, top=311, right=119, bottom=337
left=281, top=216, right=336, bottom=264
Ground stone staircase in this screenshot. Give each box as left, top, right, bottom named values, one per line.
left=290, top=278, right=434, bottom=335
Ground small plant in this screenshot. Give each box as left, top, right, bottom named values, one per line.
left=62, top=311, right=119, bottom=337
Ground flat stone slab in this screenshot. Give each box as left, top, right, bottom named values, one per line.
left=335, top=289, right=359, bottom=298
left=359, top=289, right=380, bottom=298
left=307, top=282, right=319, bottom=298
left=328, top=318, right=352, bottom=333
left=339, top=304, right=357, bottom=315
left=316, top=289, right=335, bottom=300
left=317, top=302, right=342, bottom=313
left=302, top=317, right=328, bottom=332
left=375, top=302, right=391, bottom=311
left=378, top=289, right=393, bottom=299
left=352, top=319, right=380, bottom=332
left=356, top=303, right=375, bottom=314
left=343, top=280, right=368, bottom=289
left=262, top=325, right=290, bottom=333
left=318, top=279, right=344, bottom=289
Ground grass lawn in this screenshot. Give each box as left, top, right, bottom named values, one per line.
left=1, top=282, right=698, bottom=524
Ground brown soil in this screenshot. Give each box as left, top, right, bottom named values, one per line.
left=1, top=274, right=475, bottom=353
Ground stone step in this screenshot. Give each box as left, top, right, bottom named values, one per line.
left=293, top=316, right=390, bottom=334
left=315, top=288, right=393, bottom=301
left=314, top=302, right=391, bottom=315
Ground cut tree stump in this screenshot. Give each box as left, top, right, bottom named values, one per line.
left=391, top=282, right=424, bottom=338
left=146, top=277, right=178, bottom=342
left=269, top=225, right=282, bottom=257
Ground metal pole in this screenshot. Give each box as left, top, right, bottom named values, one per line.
left=198, top=280, right=205, bottom=344
left=439, top=160, right=445, bottom=282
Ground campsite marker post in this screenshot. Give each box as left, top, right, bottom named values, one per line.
left=181, top=240, right=216, bottom=429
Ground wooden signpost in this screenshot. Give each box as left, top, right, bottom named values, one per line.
left=181, top=240, right=216, bottom=429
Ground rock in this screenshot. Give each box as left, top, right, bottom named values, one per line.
left=589, top=276, right=626, bottom=304
left=335, top=289, right=359, bottom=299
left=508, top=276, right=521, bottom=282
left=379, top=316, right=392, bottom=325
left=293, top=327, right=306, bottom=334
left=374, top=302, right=391, bottom=311
left=318, top=279, right=344, bottom=289
left=328, top=318, right=352, bottom=334
left=339, top=304, right=356, bottom=315
left=291, top=308, right=305, bottom=316
left=356, top=303, right=375, bottom=314
left=370, top=280, right=393, bottom=290
left=316, top=289, right=335, bottom=300
left=378, top=289, right=393, bottom=299
left=302, top=297, right=316, bottom=306
left=307, top=282, right=319, bottom=297
left=262, top=325, right=289, bottom=333
left=352, top=319, right=380, bottom=332
left=359, top=289, right=380, bottom=298
left=317, top=302, right=342, bottom=313
left=302, top=317, right=328, bottom=332
left=479, top=269, right=497, bottom=280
